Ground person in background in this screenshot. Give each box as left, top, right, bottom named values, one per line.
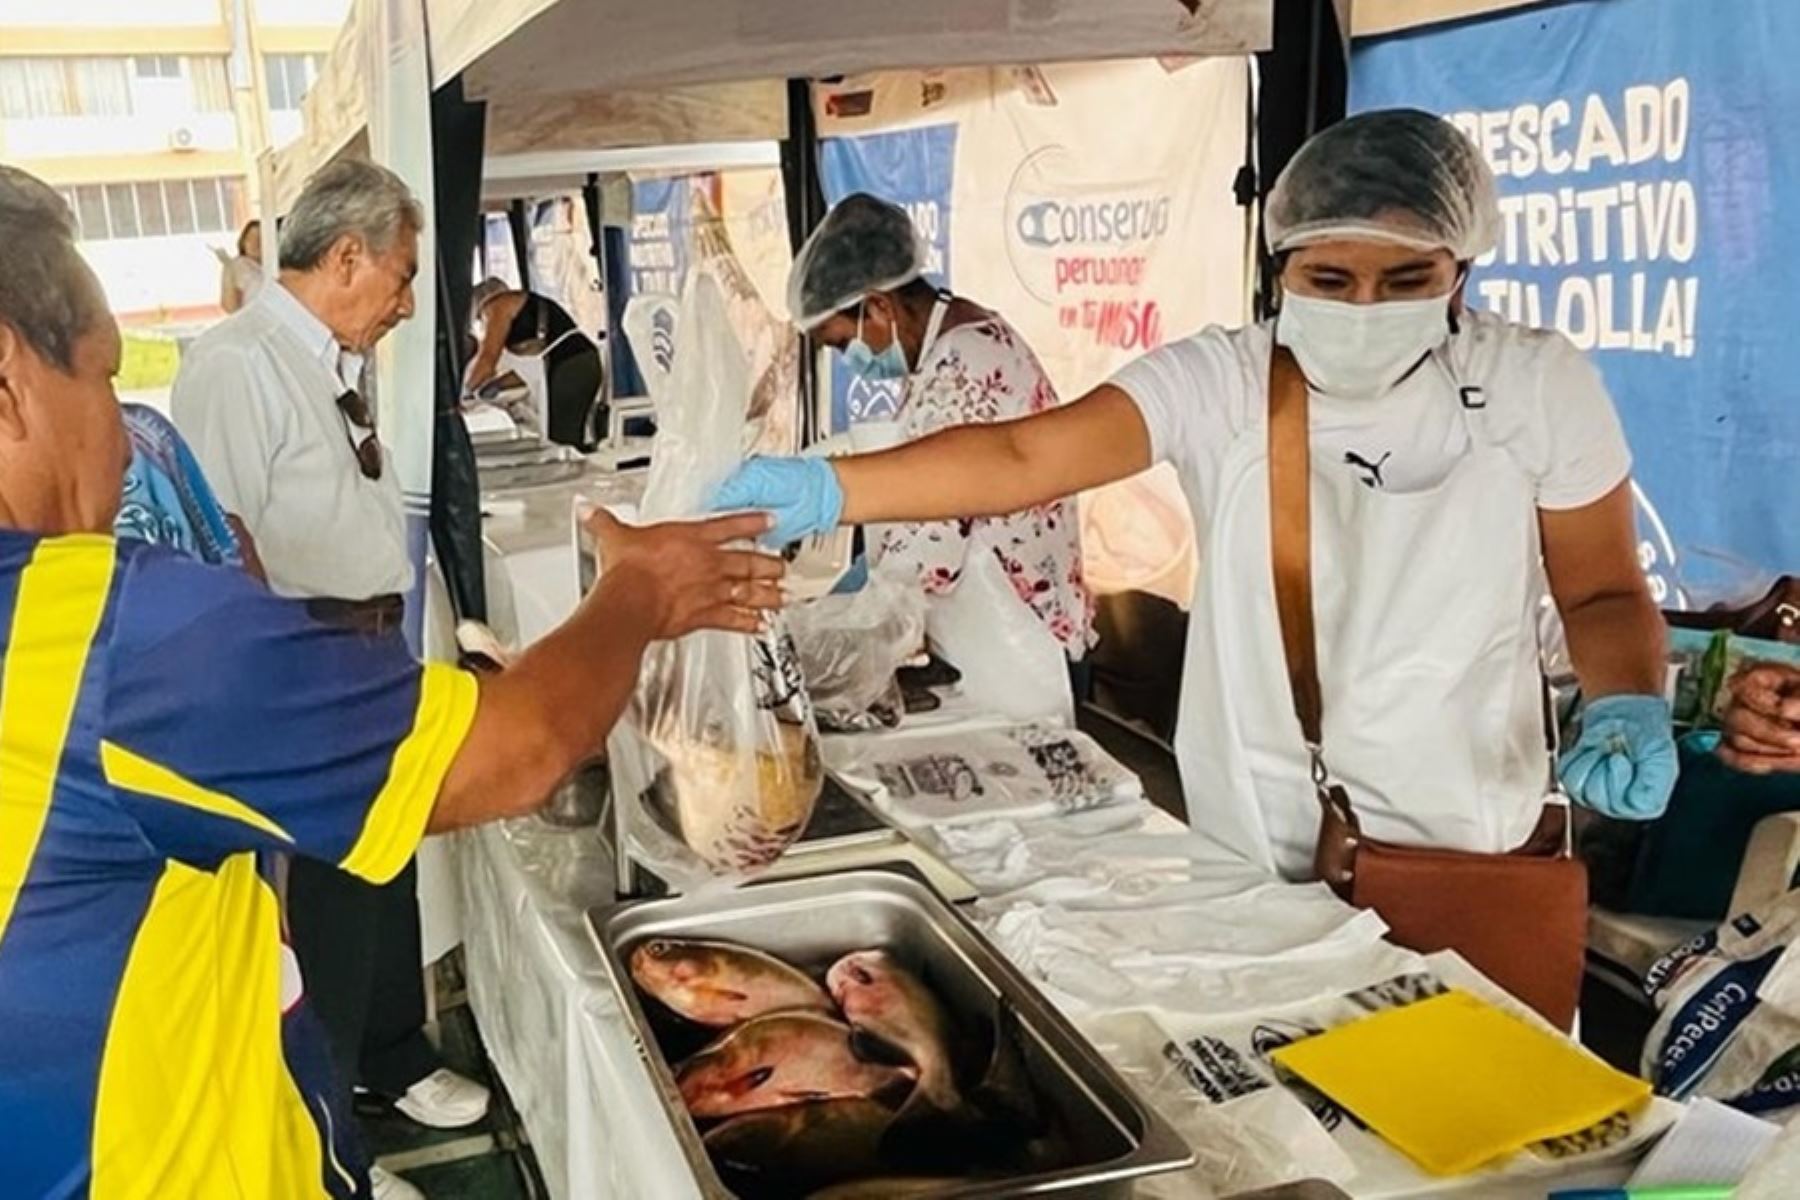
left=0, top=161, right=784, bottom=1199
left=785, top=193, right=1094, bottom=684
left=219, top=219, right=265, bottom=315
left=719, top=110, right=1676, bottom=872
left=464, top=278, right=603, bottom=450
left=1719, top=663, right=1800, bottom=774
left=117, top=402, right=265, bottom=580
left=171, top=160, right=457, bottom=1200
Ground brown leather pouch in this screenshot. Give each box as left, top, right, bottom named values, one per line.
left=1312, top=788, right=1587, bottom=1028
left=1269, top=346, right=1588, bottom=1030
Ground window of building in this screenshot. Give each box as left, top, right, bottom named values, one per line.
left=0, top=59, right=68, bottom=118
left=165, top=179, right=197, bottom=235
left=69, top=188, right=110, bottom=243
left=191, top=176, right=226, bottom=232
left=134, top=182, right=169, bottom=238
left=0, top=55, right=233, bottom=118
left=103, top=184, right=141, bottom=239
left=0, top=57, right=135, bottom=118
left=71, top=58, right=133, bottom=117
left=134, top=56, right=181, bottom=80
left=187, top=57, right=232, bottom=113
left=264, top=53, right=323, bottom=113
left=61, top=178, right=243, bottom=242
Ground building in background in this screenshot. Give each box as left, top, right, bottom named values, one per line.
left=0, top=0, right=350, bottom=329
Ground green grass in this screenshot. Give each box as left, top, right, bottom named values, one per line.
left=117, top=332, right=180, bottom=391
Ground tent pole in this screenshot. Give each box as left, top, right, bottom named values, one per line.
left=781, top=76, right=826, bottom=446
left=1253, top=0, right=1350, bottom=319
left=508, top=197, right=532, bottom=291
left=584, top=172, right=643, bottom=400
left=427, top=77, right=489, bottom=623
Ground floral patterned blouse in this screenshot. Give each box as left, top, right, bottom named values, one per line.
left=876, top=314, right=1096, bottom=660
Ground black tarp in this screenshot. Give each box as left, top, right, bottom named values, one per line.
left=429, top=78, right=488, bottom=621
left=1253, top=0, right=1349, bottom=316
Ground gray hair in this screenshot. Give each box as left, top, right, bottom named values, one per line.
left=0, top=165, right=105, bottom=372
left=280, top=158, right=424, bottom=272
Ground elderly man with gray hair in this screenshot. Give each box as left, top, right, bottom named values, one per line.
left=0, top=162, right=783, bottom=1197
left=173, top=159, right=466, bottom=1199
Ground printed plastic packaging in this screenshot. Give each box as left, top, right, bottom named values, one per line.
left=835, top=723, right=1141, bottom=829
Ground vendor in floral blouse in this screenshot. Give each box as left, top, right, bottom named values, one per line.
left=786, top=193, right=1095, bottom=666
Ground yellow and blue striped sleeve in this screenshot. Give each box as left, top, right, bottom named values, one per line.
left=100, top=546, right=478, bottom=883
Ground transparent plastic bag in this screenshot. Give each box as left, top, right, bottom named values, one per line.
left=926, top=548, right=1074, bottom=725
left=786, top=572, right=926, bottom=732
left=1077, top=1011, right=1335, bottom=1199
left=1672, top=546, right=1781, bottom=615
left=607, top=270, right=823, bottom=892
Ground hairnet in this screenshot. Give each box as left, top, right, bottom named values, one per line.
left=1265, top=108, right=1499, bottom=261
left=787, top=193, right=930, bottom=331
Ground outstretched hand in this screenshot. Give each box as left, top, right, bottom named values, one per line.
left=584, top=507, right=786, bottom=638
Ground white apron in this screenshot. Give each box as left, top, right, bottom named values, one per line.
left=498, top=326, right=586, bottom=439
left=1179, top=349, right=1553, bottom=878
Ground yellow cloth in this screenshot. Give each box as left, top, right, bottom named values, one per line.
left=1271, top=989, right=1652, bottom=1176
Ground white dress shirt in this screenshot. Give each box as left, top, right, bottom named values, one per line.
left=172, top=281, right=413, bottom=601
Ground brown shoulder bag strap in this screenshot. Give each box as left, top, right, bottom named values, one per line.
left=1267, top=344, right=1324, bottom=749
left=1267, top=345, right=1359, bottom=834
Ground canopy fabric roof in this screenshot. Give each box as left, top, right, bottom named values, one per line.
left=270, top=0, right=1270, bottom=208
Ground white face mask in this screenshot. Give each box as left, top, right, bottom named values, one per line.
left=1275, top=291, right=1454, bottom=400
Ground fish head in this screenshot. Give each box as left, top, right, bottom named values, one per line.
left=826, top=949, right=905, bottom=1020
left=677, top=1031, right=780, bottom=1115
left=632, top=938, right=739, bottom=995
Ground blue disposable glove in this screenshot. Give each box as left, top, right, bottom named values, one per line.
left=1558, top=694, right=1679, bottom=820
left=711, top=456, right=844, bottom=547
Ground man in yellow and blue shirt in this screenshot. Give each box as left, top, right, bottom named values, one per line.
left=0, top=165, right=784, bottom=1198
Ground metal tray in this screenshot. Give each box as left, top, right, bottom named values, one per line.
left=589, top=868, right=1193, bottom=1198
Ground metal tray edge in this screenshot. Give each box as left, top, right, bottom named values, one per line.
left=586, top=865, right=1195, bottom=1197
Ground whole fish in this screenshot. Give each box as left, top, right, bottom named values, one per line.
left=703, top=1097, right=893, bottom=1190
left=827, top=949, right=959, bottom=1111
left=630, top=937, right=830, bottom=1026
left=677, top=1011, right=916, bottom=1119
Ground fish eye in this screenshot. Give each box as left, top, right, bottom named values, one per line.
left=647, top=940, right=671, bottom=958
left=745, top=1065, right=775, bottom=1090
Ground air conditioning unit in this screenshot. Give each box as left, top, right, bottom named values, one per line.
left=168, top=126, right=197, bottom=151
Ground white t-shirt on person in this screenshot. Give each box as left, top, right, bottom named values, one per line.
left=1109, top=309, right=1634, bottom=533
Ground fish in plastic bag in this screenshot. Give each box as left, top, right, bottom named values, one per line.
left=610, top=270, right=823, bottom=887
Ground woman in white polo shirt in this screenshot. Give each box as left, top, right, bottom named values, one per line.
left=717, top=109, right=1677, bottom=875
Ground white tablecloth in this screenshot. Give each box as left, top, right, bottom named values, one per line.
left=457, top=771, right=1683, bottom=1199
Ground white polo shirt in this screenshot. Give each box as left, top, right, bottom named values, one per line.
left=172, top=281, right=412, bottom=601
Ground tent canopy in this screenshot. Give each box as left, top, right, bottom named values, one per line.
left=451, top=0, right=1270, bottom=99
left=270, top=0, right=1270, bottom=208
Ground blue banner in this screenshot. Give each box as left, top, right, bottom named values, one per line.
left=628, top=177, right=694, bottom=298
left=820, top=123, right=958, bottom=430
left=1353, top=0, right=1800, bottom=600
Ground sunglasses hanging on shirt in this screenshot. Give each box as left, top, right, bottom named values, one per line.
left=335, top=390, right=384, bottom=481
